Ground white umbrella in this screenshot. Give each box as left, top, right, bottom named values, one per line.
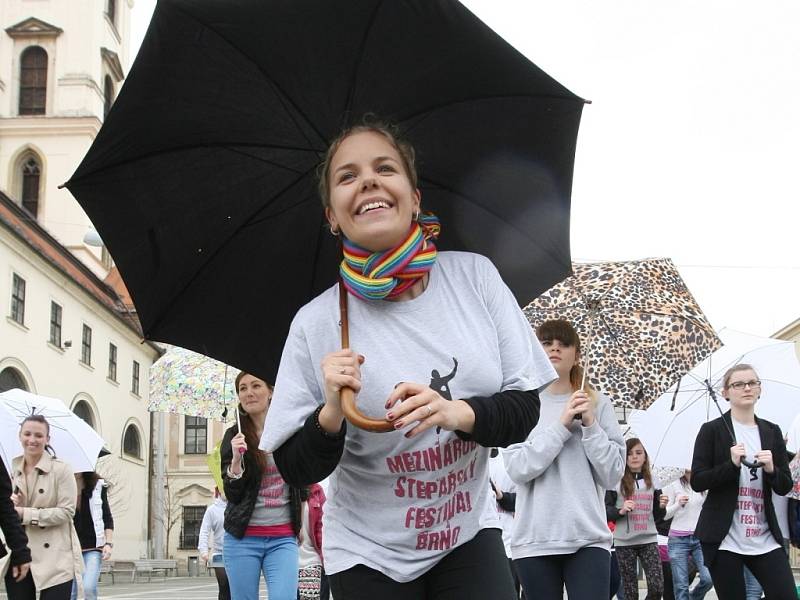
left=629, top=328, right=800, bottom=469
left=0, top=388, right=107, bottom=473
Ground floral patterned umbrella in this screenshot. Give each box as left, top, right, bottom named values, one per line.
left=524, top=258, right=721, bottom=409
left=148, top=346, right=238, bottom=421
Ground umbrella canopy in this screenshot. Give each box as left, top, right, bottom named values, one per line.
left=0, top=389, right=107, bottom=473
left=64, top=0, right=584, bottom=381
left=629, top=329, right=800, bottom=469
left=524, top=258, right=721, bottom=409
left=149, top=345, right=238, bottom=421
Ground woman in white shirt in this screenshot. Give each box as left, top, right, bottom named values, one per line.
left=663, top=470, right=712, bottom=600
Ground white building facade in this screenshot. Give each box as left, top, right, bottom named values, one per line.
left=0, top=0, right=164, bottom=562
left=0, top=0, right=132, bottom=277
left=0, top=190, right=161, bottom=559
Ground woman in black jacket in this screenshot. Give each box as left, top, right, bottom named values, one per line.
left=221, top=372, right=302, bottom=600
left=691, top=363, right=794, bottom=600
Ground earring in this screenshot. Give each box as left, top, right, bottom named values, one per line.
left=413, top=209, right=420, bottom=221
left=330, top=226, right=340, bottom=237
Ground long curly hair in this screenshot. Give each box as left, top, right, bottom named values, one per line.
left=621, top=437, right=653, bottom=498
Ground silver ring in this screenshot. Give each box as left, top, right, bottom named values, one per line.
left=425, top=405, right=433, bottom=417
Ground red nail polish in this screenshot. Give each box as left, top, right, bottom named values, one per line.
left=387, top=412, right=394, bottom=420
left=394, top=421, right=403, bottom=429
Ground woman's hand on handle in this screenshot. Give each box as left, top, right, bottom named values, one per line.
left=319, top=350, right=364, bottom=434
left=619, top=499, right=635, bottom=515
left=384, top=382, right=475, bottom=438
left=730, top=443, right=746, bottom=467
left=559, top=391, right=592, bottom=428
left=229, top=432, right=247, bottom=473
left=756, top=449, right=774, bottom=473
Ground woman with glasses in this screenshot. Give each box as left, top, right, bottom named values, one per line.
left=691, top=363, right=795, bottom=600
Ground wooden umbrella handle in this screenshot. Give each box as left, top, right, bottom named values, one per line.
left=339, top=282, right=394, bottom=433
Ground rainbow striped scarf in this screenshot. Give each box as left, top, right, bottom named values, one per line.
left=340, top=213, right=441, bottom=301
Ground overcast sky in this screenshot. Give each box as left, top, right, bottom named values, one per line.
left=129, top=1, right=800, bottom=338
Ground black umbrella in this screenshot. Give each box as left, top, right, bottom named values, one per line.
left=65, top=0, right=585, bottom=382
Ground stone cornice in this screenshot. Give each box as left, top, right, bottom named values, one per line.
left=5, top=17, right=64, bottom=39
left=0, top=116, right=102, bottom=137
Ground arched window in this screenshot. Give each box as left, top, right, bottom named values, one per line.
left=0, top=367, right=28, bottom=393
left=123, top=424, right=142, bottom=459
left=20, top=155, right=41, bottom=217
left=103, top=75, right=114, bottom=118
left=73, top=400, right=95, bottom=429
left=19, top=46, right=47, bottom=115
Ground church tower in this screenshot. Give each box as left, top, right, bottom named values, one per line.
left=0, top=0, right=133, bottom=277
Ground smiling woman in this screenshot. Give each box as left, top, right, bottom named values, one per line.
left=219, top=372, right=303, bottom=600
left=8, top=416, right=82, bottom=599
left=259, top=120, right=557, bottom=599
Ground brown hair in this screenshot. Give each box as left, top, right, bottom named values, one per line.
left=21, top=414, right=49, bottom=435
left=317, top=117, right=418, bottom=209
left=234, top=371, right=273, bottom=475
left=621, top=438, right=653, bottom=498
left=536, top=319, right=595, bottom=396
left=20, top=414, right=56, bottom=457
left=722, top=363, right=758, bottom=389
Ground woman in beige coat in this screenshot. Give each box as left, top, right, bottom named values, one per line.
left=9, top=415, right=83, bottom=599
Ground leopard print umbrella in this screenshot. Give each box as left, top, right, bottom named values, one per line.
left=524, top=258, right=721, bottom=410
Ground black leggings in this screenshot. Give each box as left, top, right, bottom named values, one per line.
left=616, top=543, right=663, bottom=600
left=704, top=546, right=795, bottom=600
left=4, top=573, right=72, bottom=600
left=514, top=547, right=610, bottom=600
left=328, top=528, right=516, bottom=600
left=213, top=566, right=231, bottom=600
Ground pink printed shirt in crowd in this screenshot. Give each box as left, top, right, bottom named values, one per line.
left=244, top=453, right=293, bottom=537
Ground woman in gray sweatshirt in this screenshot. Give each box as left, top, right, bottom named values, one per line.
left=503, top=320, right=626, bottom=600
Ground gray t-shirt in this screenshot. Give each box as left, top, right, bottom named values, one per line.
left=261, top=251, right=554, bottom=582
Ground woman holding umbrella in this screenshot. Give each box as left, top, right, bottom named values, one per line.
left=221, top=372, right=303, bottom=600
left=8, top=415, right=83, bottom=599
left=261, top=122, right=554, bottom=599
left=502, top=319, right=626, bottom=600
left=691, top=363, right=795, bottom=600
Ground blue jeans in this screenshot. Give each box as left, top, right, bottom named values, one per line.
left=743, top=566, right=762, bottom=600
left=668, top=536, right=712, bottom=600
left=223, top=532, right=297, bottom=600
left=71, top=550, right=102, bottom=600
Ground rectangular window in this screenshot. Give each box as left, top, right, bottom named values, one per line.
left=184, top=416, right=207, bottom=455
left=179, top=506, right=205, bottom=549
left=10, top=274, right=26, bottom=325
left=132, top=360, right=140, bottom=395
left=49, top=302, right=62, bottom=346
left=11, top=273, right=25, bottom=325
left=81, top=324, right=92, bottom=365
left=108, top=343, right=117, bottom=381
